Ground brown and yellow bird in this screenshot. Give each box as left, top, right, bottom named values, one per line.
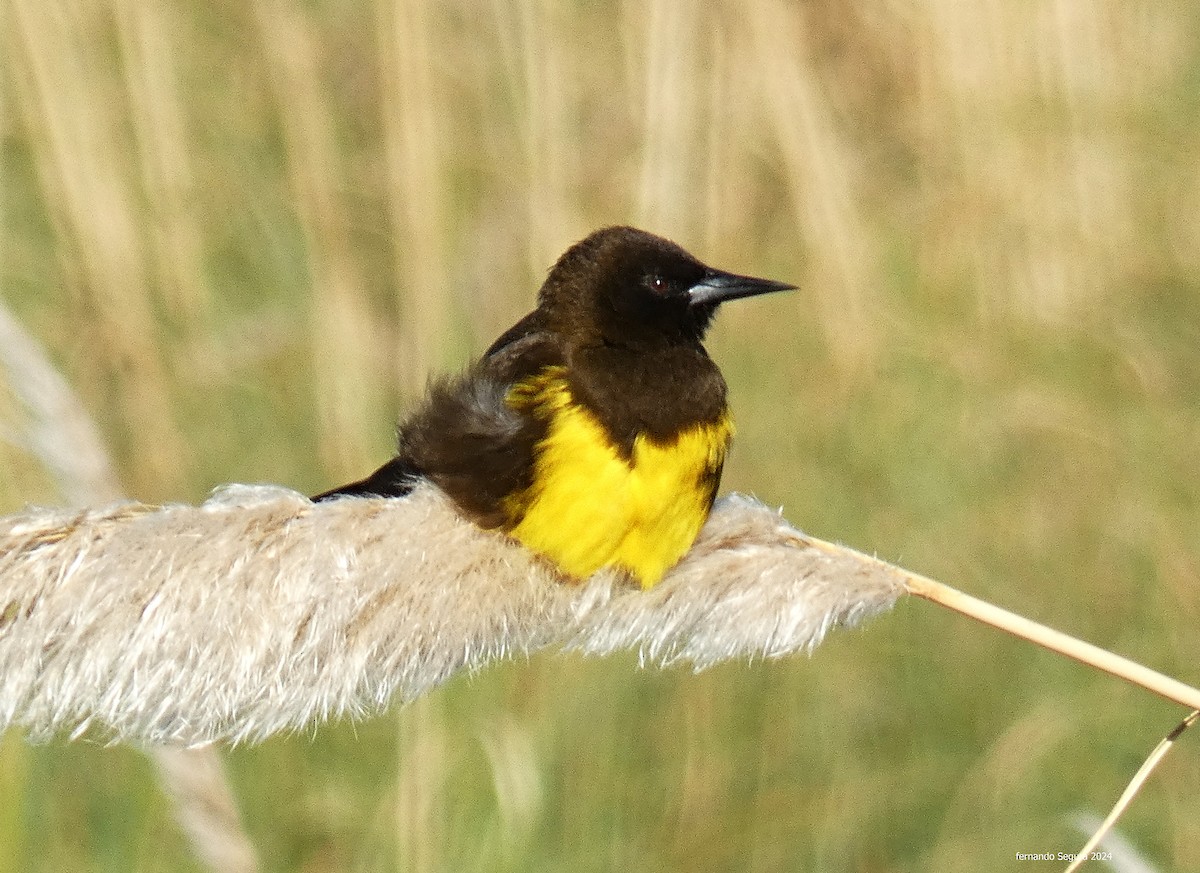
left=315, top=226, right=793, bottom=588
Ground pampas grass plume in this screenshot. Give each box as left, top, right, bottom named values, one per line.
left=0, top=485, right=903, bottom=745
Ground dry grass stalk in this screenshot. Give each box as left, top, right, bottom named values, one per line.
left=634, top=0, right=700, bottom=237
left=0, top=485, right=903, bottom=746
left=6, top=0, right=189, bottom=495
left=747, top=0, right=877, bottom=372
left=0, top=299, right=260, bottom=873
left=900, top=571, right=1200, bottom=712
left=152, top=746, right=262, bottom=873
left=798, top=523, right=1200, bottom=712
left=376, top=0, right=452, bottom=395
left=250, top=0, right=382, bottom=480
left=109, top=0, right=210, bottom=322
left=0, top=304, right=123, bottom=506
left=1065, top=710, right=1199, bottom=873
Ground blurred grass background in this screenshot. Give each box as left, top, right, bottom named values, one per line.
left=2, top=0, right=1199, bottom=870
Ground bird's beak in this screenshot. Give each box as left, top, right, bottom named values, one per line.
left=686, top=269, right=796, bottom=308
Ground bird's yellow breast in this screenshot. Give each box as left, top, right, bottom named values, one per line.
left=503, top=368, right=732, bottom=588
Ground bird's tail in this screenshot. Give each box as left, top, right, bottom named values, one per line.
left=311, top=456, right=420, bottom=501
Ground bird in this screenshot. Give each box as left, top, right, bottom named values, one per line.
left=314, top=226, right=794, bottom=589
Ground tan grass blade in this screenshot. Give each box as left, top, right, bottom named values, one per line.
left=0, top=305, right=123, bottom=505
left=899, top=571, right=1200, bottom=712
left=794, top=537, right=1200, bottom=710
left=375, top=0, right=452, bottom=396
left=7, top=0, right=188, bottom=495
left=110, top=0, right=211, bottom=323
left=1064, top=711, right=1198, bottom=873
left=250, top=0, right=381, bottom=480
left=633, top=0, right=699, bottom=237
left=153, top=747, right=262, bottom=873
left=746, top=0, right=876, bottom=372
left=516, top=0, right=575, bottom=270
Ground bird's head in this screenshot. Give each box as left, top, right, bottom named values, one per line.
left=539, top=226, right=795, bottom=348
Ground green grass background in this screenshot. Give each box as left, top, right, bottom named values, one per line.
left=2, top=1, right=1199, bottom=870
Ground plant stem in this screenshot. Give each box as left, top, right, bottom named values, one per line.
left=903, top=572, right=1200, bottom=711
left=803, top=535, right=1200, bottom=711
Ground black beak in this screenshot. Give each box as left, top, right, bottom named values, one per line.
left=686, top=269, right=796, bottom=308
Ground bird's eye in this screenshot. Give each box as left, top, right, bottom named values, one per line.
left=646, top=275, right=668, bottom=294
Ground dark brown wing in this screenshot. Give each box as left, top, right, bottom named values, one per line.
left=396, top=313, right=560, bottom=526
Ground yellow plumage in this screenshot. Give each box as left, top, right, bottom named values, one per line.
left=504, top=368, right=732, bottom=588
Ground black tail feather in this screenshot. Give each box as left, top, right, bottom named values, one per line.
left=312, top=457, right=421, bottom=502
